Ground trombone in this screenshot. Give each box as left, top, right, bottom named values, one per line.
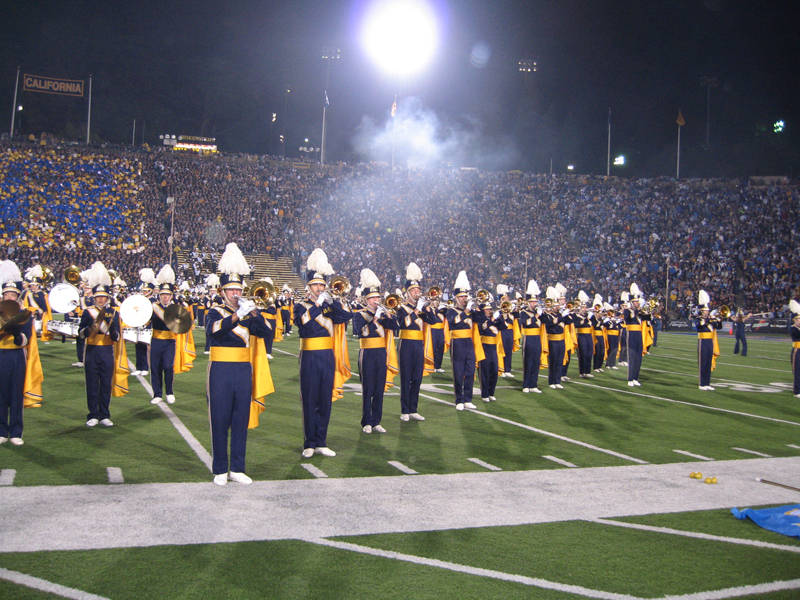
left=242, top=280, right=276, bottom=309
left=424, top=286, right=443, bottom=302
left=381, top=293, right=402, bottom=315
left=329, top=275, right=351, bottom=298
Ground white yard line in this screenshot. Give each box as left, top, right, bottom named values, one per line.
left=305, top=537, right=641, bottom=600
left=419, top=392, right=648, bottom=464
left=106, top=467, right=124, bottom=484
left=569, top=381, right=800, bottom=427
left=648, top=353, right=788, bottom=374
left=388, top=461, right=418, bottom=474
left=542, top=455, right=578, bottom=468
left=0, top=568, right=111, bottom=600
left=0, top=469, right=16, bottom=486
left=467, top=458, right=502, bottom=471
left=673, top=450, right=715, bottom=461
left=128, top=358, right=213, bottom=472
left=591, top=518, right=800, bottom=553
left=301, top=464, right=328, bottom=478
left=732, top=448, right=773, bottom=458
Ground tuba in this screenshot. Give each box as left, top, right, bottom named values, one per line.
left=64, top=265, right=82, bottom=286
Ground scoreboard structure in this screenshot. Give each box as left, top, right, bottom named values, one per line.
left=160, top=134, right=217, bottom=153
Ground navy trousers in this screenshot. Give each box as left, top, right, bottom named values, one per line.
left=0, top=349, right=25, bottom=438
left=450, top=338, right=476, bottom=404
left=149, top=338, right=175, bottom=398
left=84, top=345, right=113, bottom=421
left=359, top=348, right=387, bottom=427
left=398, top=339, right=425, bottom=413
left=208, top=361, right=252, bottom=475
left=299, top=348, right=335, bottom=449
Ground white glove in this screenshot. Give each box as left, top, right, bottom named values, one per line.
left=466, top=300, right=475, bottom=311
left=316, top=291, right=331, bottom=306
left=603, top=318, right=611, bottom=325
left=236, top=300, right=256, bottom=319
left=416, top=298, right=428, bottom=311
left=374, top=305, right=386, bottom=319
left=493, top=310, right=501, bottom=320
left=561, top=309, right=571, bottom=317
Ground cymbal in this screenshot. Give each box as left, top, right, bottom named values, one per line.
left=163, top=304, right=192, bottom=334
left=0, top=300, right=31, bottom=332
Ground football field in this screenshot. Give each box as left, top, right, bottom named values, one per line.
left=1, top=329, right=799, bottom=599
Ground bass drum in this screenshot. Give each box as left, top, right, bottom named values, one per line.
left=48, top=283, right=80, bottom=314
left=120, top=294, right=154, bottom=328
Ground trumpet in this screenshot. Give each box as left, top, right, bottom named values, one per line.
left=242, top=280, right=276, bottom=309
left=467, top=289, right=491, bottom=304
left=329, top=275, right=351, bottom=298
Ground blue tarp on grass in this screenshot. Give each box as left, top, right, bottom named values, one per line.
left=732, top=505, right=800, bottom=538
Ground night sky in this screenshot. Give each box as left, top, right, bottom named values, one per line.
left=2, top=0, right=798, bottom=177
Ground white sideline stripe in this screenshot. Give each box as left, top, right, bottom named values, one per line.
left=301, top=464, right=328, bottom=478
left=569, top=381, right=800, bottom=427
left=128, top=358, right=214, bottom=473
left=467, top=458, right=502, bottom=471
left=658, top=579, right=800, bottom=599
left=592, top=518, right=800, bottom=554
left=306, top=538, right=640, bottom=600
left=0, top=567, right=111, bottom=600
left=788, top=444, right=800, bottom=450
left=419, top=392, right=648, bottom=464
left=0, top=469, right=16, bottom=485
left=388, top=461, right=418, bottom=475
left=673, top=450, right=715, bottom=461
left=543, top=455, right=578, bottom=468
left=106, top=467, right=124, bottom=484
left=732, top=447, right=773, bottom=458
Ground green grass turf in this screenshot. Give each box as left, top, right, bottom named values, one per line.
left=9, top=330, right=798, bottom=485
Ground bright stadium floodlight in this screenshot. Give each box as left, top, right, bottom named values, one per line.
left=774, top=120, right=785, bottom=133
left=361, top=0, right=439, bottom=76
left=614, top=155, right=625, bottom=166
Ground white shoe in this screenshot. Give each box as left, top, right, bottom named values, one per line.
left=795, top=394, right=800, bottom=399
left=633, top=380, right=641, bottom=387
left=555, top=384, right=564, bottom=389
left=166, top=395, right=175, bottom=404
left=482, top=397, right=491, bottom=403
left=314, top=447, right=336, bottom=457
left=86, top=418, right=99, bottom=427
left=628, top=381, right=636, bottom=387
left=580, top=374, right=586, bottom=379
left=99, top=419, right=114, bottom=427
left=549, top=384, right=557, bottom=389
left=362, top=425, right=372, bottom=433
left=72, top=362, right=84, bottom=367
left=301, top=448, right=314, bottom=458
left=151, top=397, right=162, bottom=405
left=585, top=374, right=594, bottom=378
left=213, top=473, right=227, bottom=486
left=373, top=425, right=387, bottom=433
left=0, top=437, right=7, bottom=444
left=141, top=371, right=149, bottom=376
left=464, top=402, right=477, bottom=409
left=489, top=396, right=497, bottom=402
left=561, top=376, right=571, bottom=381
left=706, top=386, right=715, bottom=390
left=531, top=388, right=542, bottom=394
left=505, top=372, right=515, bottom=378
left=611, top=366, right=619, bottom=370
left=267, top=354, right=274, bottom=359
left=523, top=388, right=530, bottom=393
left=9, top=437, right=23, bottom=446
left=437, top=368, right=445, bottom=373
left=410, top=413, right=425, bottom=421
left=400, top=414, right=410, bottom=422
left=131, top=370, right=141, bottom=376
left=204, top=351, right=210, bottom=355
left=456, top=403, right=465, bottom=411
left=228, top=471, right=252, bottom=484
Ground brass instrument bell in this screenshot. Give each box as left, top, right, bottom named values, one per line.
left=64, top=265, right=82, bottom=285
left=382, top=293, right=402, bottom=314
left=330, top=275, right=351, bottom=297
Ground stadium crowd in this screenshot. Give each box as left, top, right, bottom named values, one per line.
left=0, top=141, right=797, bottom=316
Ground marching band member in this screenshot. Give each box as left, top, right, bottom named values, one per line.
left=24, top=265, right=53, bottom=343
left=206, top=243, right=273, bottom=485
left=78, top=262, right=121, bottom=427
left=0, top=261, right=35, bottom=445
left=260, top=278, right=278, bottom=359
left=732, top=308, right=753, bottom=356
left=149, top=265, right=178, bottom=405
left=603, top=303, right=621, bottom=370
left=428, top=292, right=447, bottom=373
left=790, top=300, right=800, bottom=398
left=573, top=290, right=595, bottom=379
left=203, top=274, right=222, bottom=355
left=591, top=295, right=607, bottom=373
left=446, top=271, right=480, bottom=410
left=131, top=268, right=155, bottom=376
left=353, top=269, right=398, bottom=433
left=519, top=280, right=544, bottom=394
left=695, top=290, right=721, bottom=391
left=541, top=286, right=568, bottom=389
left=556, top=283, right=574, bottom=381
left=618, top=292, right=629, bottom=367
left=476, top=300, right=506, bottom=402
left=278, top=286, right=293, bottom=337
left=294, top=249, right=352, bottom=457
left=395, top=263, right=437, bottom=420
left=623, top=284, right=649, bottom=387
left=497, top=285, right=515, bottom=378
